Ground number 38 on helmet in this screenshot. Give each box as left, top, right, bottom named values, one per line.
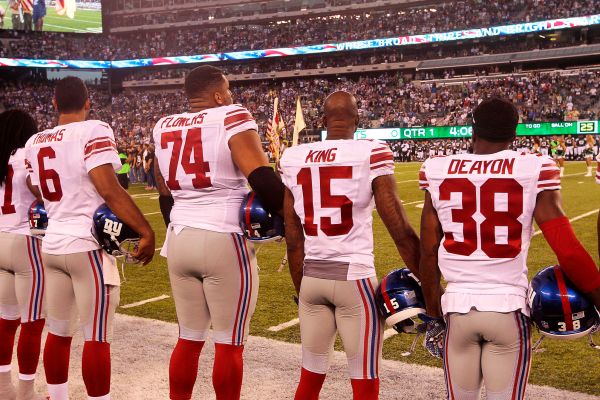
left=93, top=204, right=140, bottom=263
left=528, top=265, right=599, bottom=339
left=239, top=191, right=284, bottom=242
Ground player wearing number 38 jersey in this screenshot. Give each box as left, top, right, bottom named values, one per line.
left=280, top=92, right=421, bottom=400
left=418, top=98, right=600, bottom=400
left=153, top=66, right=285, bottom=400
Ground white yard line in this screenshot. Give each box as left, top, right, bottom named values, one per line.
left=396, top=179, right=419, bottom=184
left=533, top=209, right=599, bottom=237
left=144, top=212, right=161, bottom=216
left=121, top=294, right=170, bottom=309
left=268, top=318, right=300, bottom=332
left=402, top=200, right=425, bottom=206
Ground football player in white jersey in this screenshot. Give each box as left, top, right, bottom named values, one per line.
left=418, top=98, right=600, bottom=400
left=0, top=110, right=46, bottom=400
left=280, top=92, right=421, bottom=400
left=153, top=65, right=285, bottom=400
left=24, top=77, right=155, bottom=400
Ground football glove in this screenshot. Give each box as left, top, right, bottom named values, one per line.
left=420, top=314, right=446, bottom=359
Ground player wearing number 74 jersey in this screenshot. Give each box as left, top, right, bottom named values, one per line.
left=418, top=98, right=600, bottom=400
left=153, top=65, right=285, bottom=400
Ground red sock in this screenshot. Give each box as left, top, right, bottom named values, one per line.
left=43, top=333, right=72, bottom=384
left=82, top=341, right=111, bottom=397
left=351, top=378, right=379, bottom=400
left=212, top=344, right=244, bottom=400
left=294, top=368, right=326, bottom=400
left=0, top=318, right=20, bottom=366
left=169, top=338, right=204, bottom=400
left=17, top=319, right=45, bottom=375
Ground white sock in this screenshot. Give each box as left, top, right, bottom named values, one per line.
left=588, top=166, right=592, bottom=174
left=47, top=382, right=69, bottom=400
left=88, top=394, right=110, bottom=400
left=560, top=167, right=565, bottom=176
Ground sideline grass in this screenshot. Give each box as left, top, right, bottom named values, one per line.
left=121, top=161, right=600, bottom=395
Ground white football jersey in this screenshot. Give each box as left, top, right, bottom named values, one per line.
left=25, top=120, right=121, bottom=254
left=153, top=104, right=258, bottom=235
left=419, top=151, right=561, bottom=315
left=280, top=139, right=395, bottom=281
left=0, top=148, right=36, bottom=235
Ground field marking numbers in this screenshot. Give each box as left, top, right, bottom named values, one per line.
left=121, top=294, right=170, bottom=309
left=268, top=318, right=300, bottom=332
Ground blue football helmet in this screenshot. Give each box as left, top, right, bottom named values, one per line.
left=93, top=204, right=140, bottom=262
left=240, top=191, right=284, bottom=242
left=376, top=268, right=426, bottom=332
left=529, top=265, right=599, bottom=340
left=28, top=201, right=48, bottom=237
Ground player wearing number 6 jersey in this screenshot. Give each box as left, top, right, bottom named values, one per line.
left=24, top=77, right=155, bottom=400
left=280, top=92, right=421, bottom=400
left=153, top=65, right=285, bottom=400
left=0, top=110, right=46, bottom=400
left=419, top=98, right=600, bottom=400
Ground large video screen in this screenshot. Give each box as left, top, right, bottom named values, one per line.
left=0, top=0, right=102, bottom=33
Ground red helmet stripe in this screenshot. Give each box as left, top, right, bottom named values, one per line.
left=380, top=275, right=395, bottom=315
left=245, top=192, right=256, bottom=238
left=553, top=266, right=574, bottom=331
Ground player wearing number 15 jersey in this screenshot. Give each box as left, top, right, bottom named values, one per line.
left=153, top=66, right=285, bottom=400
left=24, top=77, right=155, bottom=400
left=280, top=92, right=421, bottom=400
left=419, top=98, right=600, bottom=400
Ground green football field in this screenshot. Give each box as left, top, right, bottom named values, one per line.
left=120, top=161, right=600, bottom=396
left=2, top=6, right=102, bottom=33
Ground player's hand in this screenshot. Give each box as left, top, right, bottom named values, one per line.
left=420, top=314, right=446, bottom=359
left=134, top=231, right=155, bottom=265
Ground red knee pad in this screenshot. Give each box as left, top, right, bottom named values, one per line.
left=0, top=318, right=21, bottom=366
left=43, top=333, right=72, bottom=384
left=17, top=319, right=45, bottom=375
left=351, top=378, right=380, bottom=400
left=294, top=368, right=326, bottom=400
left=169, top=338, right=204, bottom=400
left=82, top=341, right=111, bottom=397
left=213, top=344, right=244, bottom=400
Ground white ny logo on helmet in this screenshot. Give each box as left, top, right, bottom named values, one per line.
left=103, top=219, right=123, bottom=242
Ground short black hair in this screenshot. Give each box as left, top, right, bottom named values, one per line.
left=0, top=109, right=38, bottom=185
left=54, top=76, right=89, bottom=114
left=184, top=65, right=225, bottom=98
left=472, top=97, right=519, bottom=143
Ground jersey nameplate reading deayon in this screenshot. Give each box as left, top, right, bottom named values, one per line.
left=447, top=158, right=515, bottom=175
left=305, top=148, right=338, bottom=163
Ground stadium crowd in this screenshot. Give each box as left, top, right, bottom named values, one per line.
left=1, top=70, right=599, bottom=141
left=0, top=0, right=596, bottom=60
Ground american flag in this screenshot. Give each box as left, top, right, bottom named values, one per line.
left=55, top=0, right=76, bottom=19
left=20, top=0, right=33, bottom=13
left=265, top=97, right=285, bottom=162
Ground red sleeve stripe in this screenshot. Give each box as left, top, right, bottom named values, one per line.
left=370, top=162, right=394, bottom=170
left=419, top=170, right=426, bottom=181
left=84, top=147, right=117, bottom=161
left=541, top=163, right=556, bottom=167
left=224, top=112, right=253, bottom=127
left=225, top=119, right=255, bottom=132
left=84, top=140, right=116, bottom=156
left=537, top=182, right=561, bottom=189
left=538, top=170, right=560, bottom=182
left=86, top=136, right=115, bottom=148
left=372, top=147, right=388, bottom=152
left=419, top=184, right=429, bottom=189
left=226, top=107, right=247, bottom=115
left=370, top=152, right=394, bottom=165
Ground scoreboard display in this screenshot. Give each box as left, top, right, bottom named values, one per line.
left=322, top=121, right=600, bottom=141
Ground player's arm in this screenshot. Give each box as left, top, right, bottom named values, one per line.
left=153, top=156, right=173, bottom=227
left=419, top=191, right=444, bottom=317
left=89, top=165, right=155, bottom=265
left=372, top=174, right=420, bottom=277
left=534, top=190, right=600, bottom=308
left=26, top=175, right=42, bottom=203
left=283, top=187, right=304, bottom=295
left=229, top=130, right=284, bottom=215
